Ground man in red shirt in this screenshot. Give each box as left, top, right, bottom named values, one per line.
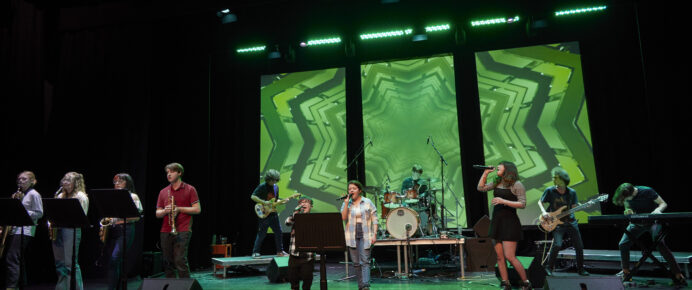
left=156, top=162, right=201, bottom=278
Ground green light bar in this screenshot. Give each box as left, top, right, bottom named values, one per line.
left=425, top=24, right=451, bottom=32
left=471, top=16, right=520, bottom=27
left=555, top=6, right=607, bottom=16
left=360, top=28, right=413, bottom=40
left=306, top=37, right=342, bottom=46
left=236, top=46, right=266, bottom=53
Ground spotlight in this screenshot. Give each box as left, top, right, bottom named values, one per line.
left=216, top=9, right=237, bottom=24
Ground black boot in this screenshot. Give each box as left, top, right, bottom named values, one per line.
left=500, top=280, right=511, bottom=290
left=521, top=280, right=532, bottom=290
left=577, top=268, right=590, bottom=276
left=544, top=267, right=553, bottom=276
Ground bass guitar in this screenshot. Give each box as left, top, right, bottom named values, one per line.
left=538, top=193, right=608, bottom=232
left=254, top=193, right=301, bottom=218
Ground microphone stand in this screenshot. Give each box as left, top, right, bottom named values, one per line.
left=345, top=138, right=372, bottom=181
left=427, top=137, right=448, bottom=230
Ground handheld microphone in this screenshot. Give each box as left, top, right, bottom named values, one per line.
left=54, top=186, right=63, bottom=197
left=336, top=194, right=352, bottom=201
left=472, top=165, right=495, bottom=170
left=294, top=205, right=304, bottom=211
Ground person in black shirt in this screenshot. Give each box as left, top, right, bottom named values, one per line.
left=400, top=164, right=428, bottom=205
left=251, top=169, right=288, bottom=258
left=285, top=197, right=315, bottom=290
left=538, top=167, right=588, bottom=276
left=613, top=183, right=686, bottom=286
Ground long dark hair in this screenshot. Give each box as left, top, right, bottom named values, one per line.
left=494, top=161, right=519, bottom=186
left=114, top=173, right=136, bottom=193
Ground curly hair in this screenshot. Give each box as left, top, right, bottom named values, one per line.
left=264, top=169, right=281, bottom=182
left=62, top=171, right=86, bottom=198
left=494, top=161, right=519, bottom=186
left=551, top=167, right=571, bottom=186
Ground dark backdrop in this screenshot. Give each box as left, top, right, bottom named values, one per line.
left=1, top=0, right=687, bottom=284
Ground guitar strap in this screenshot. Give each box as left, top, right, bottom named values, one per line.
left=273, top=184, right=279, bottom=201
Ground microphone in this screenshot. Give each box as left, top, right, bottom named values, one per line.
left=405, top=224, right=412, bottom=233
left=54, top=186, right=63, bottom=197
left=294, top=205, right=304, bottom=211
left=426, top=136, right=430, bottom=144
left=336, top=194, right=351, bottom=201
left=473, top=165, right=495, bottom=170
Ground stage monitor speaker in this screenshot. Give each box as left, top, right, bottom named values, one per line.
left=139, top=278, right=202, bottom=290
left=267, top=256, right=290, bottom=283
left=472, top=215, right=491, bottom=238
left=464, top=238, right=496, bottom=272
left=495, top=256, right=546, bottom=288
left=544, top=276, right=624, bottom=290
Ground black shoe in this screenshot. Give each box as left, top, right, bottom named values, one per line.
left=577, top=268, right=590, bottom=276
left=500, top=280, right=511, bottom=290
left=521, top=280, right=533, bottom=290
left=544, top=268, right=553, bottom=276
left=672, top=275, right=688, bottom=287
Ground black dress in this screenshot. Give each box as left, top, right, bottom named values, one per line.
left=488, top=187, right=523, bottom=241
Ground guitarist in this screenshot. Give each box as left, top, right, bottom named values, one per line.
left=251, top=169, right=288, bottom=258
left=538, top=167, right=588, bottom=276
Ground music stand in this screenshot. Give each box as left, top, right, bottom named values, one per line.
left=43, top=198, right=91, bottom=290
left=0, top=198, right=36, bottom=289
left=294, top=213, right=346, bottom=290
left=90, top=189, right=141, bottom=290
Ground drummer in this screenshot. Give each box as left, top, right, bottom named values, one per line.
left=401, top=164, right=429, bottom=204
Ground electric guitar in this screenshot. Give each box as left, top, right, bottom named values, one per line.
left=538, top=193, right=609, bottom=232
left=254, top=193, right=301, bottom=218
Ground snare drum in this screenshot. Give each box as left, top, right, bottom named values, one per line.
left=404, top=189, right=419, bottom=204
left=383, top=191, right=402, bottom=209
left=386, top=207, right=420, bottom=239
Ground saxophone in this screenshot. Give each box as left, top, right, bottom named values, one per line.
left=99, top=218, right=113, bottom=243
left=0, top=188, right=23, bottom=257
left=169, top=194, right=178, bottom=235
left=48, top=186, right=62, bottom=241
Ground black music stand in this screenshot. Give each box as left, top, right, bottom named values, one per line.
left=0, top=198, right=36, bottom=289
left=43, top=198, right=91, bottom=290
left=90, top=189, right=141, bottom=290
left=294, top=213, right=346, bottom=290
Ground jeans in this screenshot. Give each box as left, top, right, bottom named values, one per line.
left=546, top=221, right=585, bottom=270
left=52, top=228, right=84, bottom=290
left=252, top=212, right=284, bottom=254
left=348, top=225, right=371, bottom=289
left=160, top=231, right=192, bottom=278
left=619, top=223, right=681, bottom=275
left=288, top=255, right=314, bottom=290
left=5, top=235, right=32, bottom=288
left=104, top=224, right=136, bottom=289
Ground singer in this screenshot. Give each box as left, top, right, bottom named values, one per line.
left=3, top=171, right=43, bottom=290
left=52, top=172, right=89, bottom=290
left=155, top=163, right=201, bottom=278
left=477, top=162, right=530, bottom=290
left=285, top=197, right=315, bottom=290
left=340, top=180, right=377, bottom=290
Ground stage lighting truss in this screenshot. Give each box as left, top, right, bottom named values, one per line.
left=236, top=45, right=266, bottom=53
left=360, top=28, right=413, bottom=40
left=470, top=16, right=520, bottom=27
left=555, top=5, right=607, bottom=16
left=303, top=37, right=342, bottom=47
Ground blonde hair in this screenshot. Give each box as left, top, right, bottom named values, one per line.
left=62, top=171, right=87, bottom=198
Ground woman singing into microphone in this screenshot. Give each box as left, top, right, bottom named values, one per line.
left=340, top=180, right=377, bottom=290
left=477, top=162, right=531, bottom=290
left=52, top=172, right=89, bottom=290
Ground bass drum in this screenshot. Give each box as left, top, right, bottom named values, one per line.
left=386, top=207, right=420, bottom=239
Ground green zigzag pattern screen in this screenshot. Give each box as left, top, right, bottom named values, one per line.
left=475, top=42, right=601, bottom=225
left=361, top=55, right=467, bottom=229
left=260, top=68, right=347, bottom=232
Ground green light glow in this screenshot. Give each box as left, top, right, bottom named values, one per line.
left=555, top=6, right=607, bottom=16
left=236, top=46, right=266, bottom=53
left=471, top=16, right=520, bottom=27
left=360, top=28, right=413, bottom=40
left=425, top=24, right=451, bottom=32
left=306, top=37, right=342, bottom=46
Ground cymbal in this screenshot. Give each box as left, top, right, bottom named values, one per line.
left=364, top=186, right=382, bottom=193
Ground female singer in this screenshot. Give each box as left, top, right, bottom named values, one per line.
left=340, top=180, right=377, bottom=290
left=100, top=173, right=143, bottom=290
left=477, top=161, right=531, bottom=290
left=52, top=172, right=89, bottom=290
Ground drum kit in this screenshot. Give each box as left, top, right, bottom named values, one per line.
left=365, top=180, right=443, bottom=239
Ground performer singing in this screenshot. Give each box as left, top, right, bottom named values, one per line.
left=155, top=163, right=201, bottom=278
left=250, top=169, right=288, bottom=258
left=3, top=171, right=43, bottom=290
left=613, top=183, right=687, bottom=286
left=100, top=173, right=143, bottom=289
left=477, top=162, right=531, bottom=290
left=400, top=164, right=428, bottom=198
left=52, top=172, right=89, bottom=290
left=285, top=197, right=315, bottom=290
left=538, top=167, right=588, bottom=276
left=340, top=180, right=377, bottom=290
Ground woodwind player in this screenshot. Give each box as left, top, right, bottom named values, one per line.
left=52, top=172, right=88, bottom=290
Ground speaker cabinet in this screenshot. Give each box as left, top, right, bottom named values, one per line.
left=464, top=238, right=496, bottom=272
left=472, top=215, right=491, bottom=238
left=139, top=278, right=202, bottom=290
left=544, top=276, right=624, bottom=290
left=267, top=256, right=290, bottom=283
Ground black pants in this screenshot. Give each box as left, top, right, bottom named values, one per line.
left=103, top=224, right=136, bottom=290
left=288, top=255, right=314, bottom=290
left=160, top=232, right=192, bottom=278
left=5, top=235, right=32, bottom=288
left=546, top=222, right=585, bottom=270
